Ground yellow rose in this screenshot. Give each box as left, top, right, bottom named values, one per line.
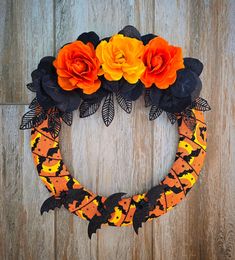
left=96, top=34, right=145, bottom=84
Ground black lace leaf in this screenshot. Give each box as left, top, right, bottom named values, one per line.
left=182, top=109, right=196, bottom=131
left=144, top=90, right=152, bottom=107
left=20, top=106, right=46, bottom=130
left=116, top=92, right=132, bottom=114
left=166, top=112, right=177, bottom=124
left=48, top=109, right=61, bottom=139
left=102, top=93, right=115, bottom=127
left=149, top=105, right=163, bottom=121
left=191, top=97, right=211, bottom=111
left=79, top=101, right=101, bottom=118
left=61, top=111, right=73, bottom=126
left=27, top=83, right=37, bottom=92
left=29, top=97, right=39, bottom=109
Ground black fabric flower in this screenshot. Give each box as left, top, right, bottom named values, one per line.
left=100, top=77, right=144, bottom=101
left=148, top=58, right=203, bottom=113
left=31, top=56, right=81, bottom=112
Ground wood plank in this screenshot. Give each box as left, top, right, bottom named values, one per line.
left=0, top=105, right=55, bottom=260
left=0, top=0, right=54, bottom=104
left=153, top=1, right=235, bottom=259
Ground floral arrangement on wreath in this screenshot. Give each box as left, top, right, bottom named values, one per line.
left=20, top=25, right=210, bottom=137
left=19, top=26, right=211, bottom=238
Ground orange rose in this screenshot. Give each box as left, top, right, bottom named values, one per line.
left=53, top=41, right=101, bottom=94
left=141, top=37, right=184, bottom=89
left=96, top=34, right=145, bottom=84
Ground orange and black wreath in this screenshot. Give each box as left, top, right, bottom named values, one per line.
left=20, top=26, right=210, bottom=238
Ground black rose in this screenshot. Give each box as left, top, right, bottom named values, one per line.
left=148, top=58, right=203, bottom=113
left=31, top=56, right=81, bottom=112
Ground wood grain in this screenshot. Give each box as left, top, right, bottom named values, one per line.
left=0, top=0, right=54, bottom=104
left=0, top=106, right=55, bottom=260
left=0, top=0, right=235, bottom=259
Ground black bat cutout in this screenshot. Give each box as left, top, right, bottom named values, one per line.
left=88, top=192, right=126, bottom=239
left=40, top=188, right=91, bottom=215
left=40, top=196, right=63, bottom=214
left=133, top=185, right=166, bottom=234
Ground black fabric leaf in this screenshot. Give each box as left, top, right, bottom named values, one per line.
left=27, top=83, right=37, bottom=92
left=149, top=105, right=163, bottom=121
left=102, top=93, right=115, bottom=126
left=191, top=97, right=211, bottom=111
left=118, top=25, right=141, bottom=40
left=166, top=112, right=177, bottom=124
left=184, top=57, right=203, bottom=76
left=79, top=100, right=101, bottom=118
left=149, top=86, right=162, bottom=106
left=121, top=81, right=144, bottom=101
left=102, top=79, right=120, bottom=93
left=182, top=109, right=196, bottom=131
left=144, top=90, right=152, bottom=107
left=20, top=106, right=46, bottom=130
left=141, top=34, right=157, bottom=45
left=77, top=31, right=100, bottom=47
left=116, top=92, right=132, bottom=114
left=48, top=109, right=61, bottom=139
left=61, top=111, right=73, bottom=126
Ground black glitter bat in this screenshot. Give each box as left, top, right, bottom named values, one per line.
left=88, top=192, right=126, bottom=239
left=133, top=185, right=166, bottom=234
left=40, top=188, right=90, bottom=215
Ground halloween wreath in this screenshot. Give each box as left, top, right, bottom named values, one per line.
left=20, top=26, right=210, bottom=238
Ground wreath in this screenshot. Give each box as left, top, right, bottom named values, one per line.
left=20, top=26, right=210, bottom=238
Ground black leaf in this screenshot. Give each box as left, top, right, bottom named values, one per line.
left=116, top=92, right=132, bottom=114
left=79, top=100, right=101, bottom=118
left=166, top=112, right=177, bottom=124
left=191, top=97, right=211, bottom=111
left=48, top=109, right=61, bottom=139
left=184, top=58, right=203, bottom=76
left=29, top=97, right=40, bottom=109
left=61, top=111, right=73, bottom=126
left=118, top=25, right=141, bottom=40
left=77, top=31, right=100, bottom=47
left=182, top=109, right=196, bottom=131
left=102, top=93, right=115, bottom=127
left=20, top=108, right=46, bottom=130
left=27, top=83, right=37, bottom=92
left=144, top=90, right=152, bottom=107
left=149, top=105, right=163, bottom=121
left=141, top=34, right=157, bottom=45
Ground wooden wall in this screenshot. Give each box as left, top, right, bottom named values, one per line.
left=0, top=1, right=235, bottom=259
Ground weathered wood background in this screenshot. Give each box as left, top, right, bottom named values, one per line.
left=0, top=0, right=235, bottom=259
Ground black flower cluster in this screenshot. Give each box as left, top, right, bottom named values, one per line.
left=148, top=57, right=203, bottom=113
left=20, top=25, right=210, bottom=138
